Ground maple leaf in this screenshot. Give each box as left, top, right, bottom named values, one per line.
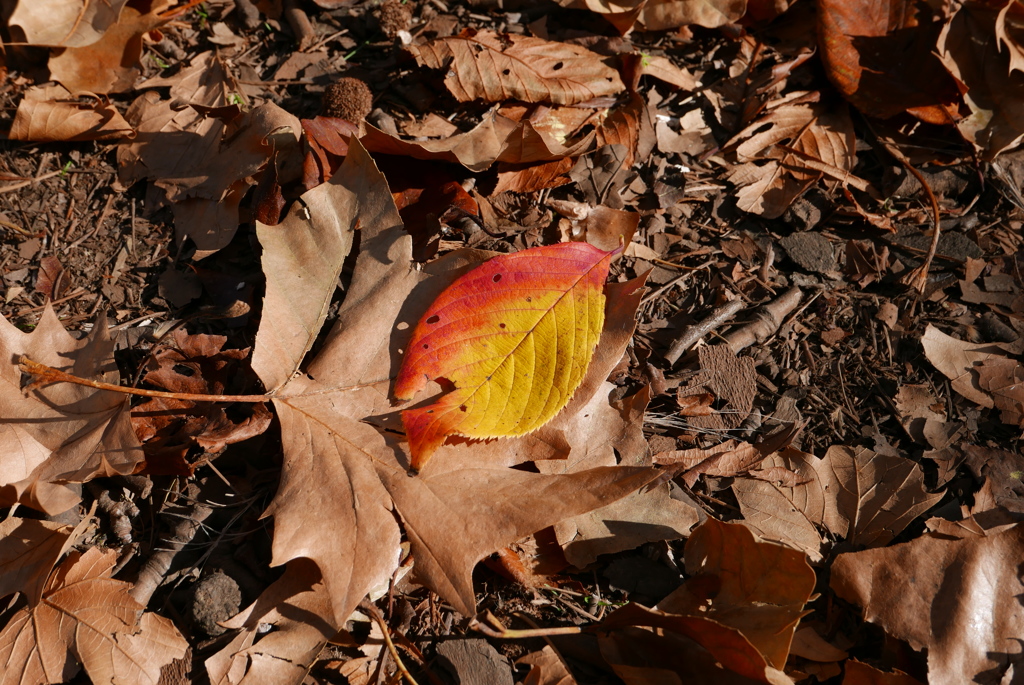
left=0, top=308, right=143, bottom=515
left=0, top=547, right=187, bottom=685
left=249, top=140, right=659, bottom=627
left=394, top=242, right=613, bottom=470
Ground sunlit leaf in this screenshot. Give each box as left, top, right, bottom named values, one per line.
left=395, top=242, right=614, bottom=470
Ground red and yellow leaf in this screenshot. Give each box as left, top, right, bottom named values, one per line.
left=394, top=242, right=613, bottom=470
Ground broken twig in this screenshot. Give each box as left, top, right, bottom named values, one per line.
left=666, top=299, right=745, bottom=366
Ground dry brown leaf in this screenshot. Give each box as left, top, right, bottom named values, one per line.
left=0, top=518, right=71, bottom=604
left=736, top=445, right=941, bottom=553
left=733, top=477, right=824, bottom=561
left=251, top=142, right=659, bottom=625
left=975, top=357, right=1024, bottom=427
left=560, top=0, right=746, bottom=31
left=654, top=440, right=768, bottom=487
left=727, top=96, right=859, bottom=218
left=9, top=85, right=134, bottom=142
left=596, top=519, right=809, bottom=684
left=0, top=547, right=187, bottom=685
left=843, top=660, right=924, bottom=685
left=596, top=93, right=656, bottom=169
left=963, top=445, right=1024, bottom=513
left=832, top=522, right=1024, bottom=685
left=518, top=646, right=578, bottom=685
left=0, top=308, right=142, bottom=515
left=541, top=384, right=700, bottom=567
left=8, top=0, right=130, bottom=47
left=997, top=1, right=1024, bottom=76
left=659, top=518, right=815, bottom=670
left=252, top=142, right=375, bottom=392
left=938, top=1, right=1024, bottom=158
left=597, top=603, right=795, bottom=685
left=409, top=29, right=624, bottom=105
left=640, top=54, right=698, bottom=91
left=206, top=560, right=335, bottom=685
left=818, top=0, right=960, bottom=122
left=493, top=157, right=575, bottom=195
left=131, top=331, right=270, bottom=474
left=48, top=3, right=170, bottom=94
left=921, top=324, right=1014, bottom=409
left=117, top=54, right=301, bottom=257
left=363, top=113, right=594, bottom=174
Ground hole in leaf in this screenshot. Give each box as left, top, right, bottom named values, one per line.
left=492, top=273, right=502, bottom=283
left=526, top=296, right=532, bottom=302
left=499, top=323, right=506, bottom=329
left=423, top=344, right=429, bottom=349
left=426, top=315, right=440, bottom=324
left=459, top=405, right=467, bottom=412
left=502, top=68, right=510, bottom=75
left=552, top=61, right=563, bottom=70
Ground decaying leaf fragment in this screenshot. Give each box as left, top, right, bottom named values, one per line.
left=0, top=547, right=187, bottom=685
left=409, top=29, right=624, bottom=105
left=394, top=242, right=614, bottom=470
left=10, top=85, right=134, bottom=143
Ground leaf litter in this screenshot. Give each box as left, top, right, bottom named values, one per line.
left=2, top=0, right=1024, bottom=683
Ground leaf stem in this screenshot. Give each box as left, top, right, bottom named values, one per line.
left=18, top=357, right=271, bottom=403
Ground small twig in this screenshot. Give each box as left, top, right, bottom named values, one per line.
left=361, top=601, right=421, bottom=685
left=0, top=170, right=63, bottom=194
left=469, top=611, right=582, bottom=639
left=723, top=286, right=803, bottom=353
left=666, top=299, right=745, bottom=366
left=130, top=488, right=213, bottom=607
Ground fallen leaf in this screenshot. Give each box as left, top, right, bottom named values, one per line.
left=921, top=324, right=1013, bottom=408
left=736, top=445, right=942, bottom=551
left=597, top=603, right=795, bottom=685
left=117, top=51, right=302, bottom=257
left=0, top=518, right=71, bottom=604
left=843, top=660, right=924, bottom=685
left=206, top=560, right=335, bottom=685
left=963, top=445, right=1024, bottom=513
left=363, top=113, right=592, bottom=174
left=0, top=547, right=187, bottom=685
left=131, top=331, right=270, bottom=474
left=518, top=646, right=578, bottom=685
left=832, top=522, right=1024, bottom=685
left=727, top=95, right=860, bottom=218
left=938, top=1, right=1024, bottom=158
left=48, top=3, right=170, bottom=94
left=596, top=92, right=656, bottom=169
left=817, top=0, right=960, bottom=122
left=253, top=142, right=659, bottom=625
left=409, top=29, right=624, bottom=105
left=0, top=308, right=142, bottom=515
left=975, top=357, right=1024, bottom=427
left=561, top=0, right=746, bottom=31
left=8, top=0, right=130, bottom=47
left=9, top=85, right=134, bottom=142
left=394, top=241, right=614, bottom=470
left=654, top=440, right=768, bottom=487
left=640, top=54, right=699, bottom=91
left=658, top=518, right=816, bottom=670
left=252, top=142, right=372, bottom=392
